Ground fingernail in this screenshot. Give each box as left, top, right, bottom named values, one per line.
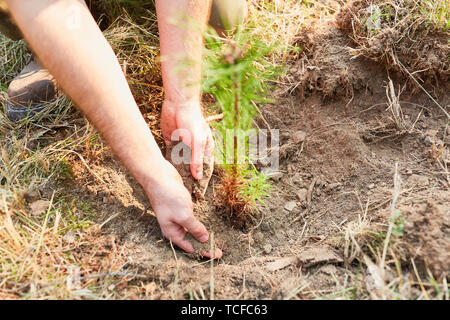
left=199, top=234, right=208, bottom=242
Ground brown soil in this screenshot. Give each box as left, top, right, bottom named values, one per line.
left=54, top=11, right=448, bottom=299
left=335, top=0, right=450, bottom=89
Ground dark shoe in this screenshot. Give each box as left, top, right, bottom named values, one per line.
left=6, top=57, right=57, bottom=121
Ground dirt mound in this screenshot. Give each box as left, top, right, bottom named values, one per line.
left=290, top=23, right=361, bottom=101
left=397, top=201, right=450, bottom=277
left=335, top=0, right=450, bottom=88
left=289, top=19, right=388, bottom=102
left=289, top=1, right=449, bottom=103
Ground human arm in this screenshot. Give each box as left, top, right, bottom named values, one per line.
left=6, top=0, right=221, bottom=257
left=156, top=0, right=214, bottom=180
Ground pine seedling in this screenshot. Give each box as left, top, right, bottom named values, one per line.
left=202, top=27, right=281, bottom=228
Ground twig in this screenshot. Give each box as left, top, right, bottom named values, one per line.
left=236, top=271, right=246, bottom=299
left=206, top=113, right=224, bottom=123
left=251, top=101, right=272, bottom=131
left=411, top=258, right=430, bottom=300
left=34, top=191, right=55, bottom=258
left=169, top=240, right=180, bottom=300
left=100, top=212, right=120, bottom=228
left=60, top=149, right=107, bottom=184
left=306, top=177, right=318, bottom=207
left=380, top=162, right=401, bottom=277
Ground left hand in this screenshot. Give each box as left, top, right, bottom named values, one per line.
left=161, top=99, right=215, bottom=180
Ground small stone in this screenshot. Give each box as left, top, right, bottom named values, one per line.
left=325, top=183, right=341, bottom=193
left=317, top=180, right=327, bottom=189
left=63, top=231, right=77, bottom=244
left=260, top=222, right=270, bottom=232
left=297, top=188, right=308, bottom=202
left=424, top=136, right=434, bottom=147
left=368, top=183, right=375, bottom=189
left=319, top=264, right=338, bottom=275
left=29, top=200, right=51, bottom=216
left=292, top=173, right=303, bottom=185
left=281, top=131, right=291, bottom=140
left=423, top=131, right=443, bottom=147
left=263, top=243, right=273, bottom=254
left=292, top=131, right=307, bottom=144
left=284, top=201, right=297, bottom=212
left=102, top=196, right=109, bottom=204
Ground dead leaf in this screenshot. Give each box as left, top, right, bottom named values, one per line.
left=299, top=246, right=343, bottom=267
left=266, top=256, right=299, bottom=272
left=265, top=246, right=343, bottom=272
left=29, top=200, right=51, bottom=216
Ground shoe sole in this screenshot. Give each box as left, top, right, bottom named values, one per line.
left=6, top=101, right=52, bottom=122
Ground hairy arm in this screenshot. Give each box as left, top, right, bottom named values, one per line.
left=8, top=0, right=165, bottom=187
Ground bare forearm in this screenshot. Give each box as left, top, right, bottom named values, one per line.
left=7, top=0, right=167, bottom=186
left=156, top=0, right=211, bottom=103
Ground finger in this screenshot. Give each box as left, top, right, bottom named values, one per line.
left=176, top=214, right=209, bottom=243
left=172, top=237, right=195, bottom=253
left=165, top=225, right=195, bottom=253
left=191, top=136, right=206, bottom=180
left=200, top=248, right=223, bottom=260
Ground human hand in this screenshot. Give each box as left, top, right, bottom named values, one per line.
left=143, top=160, right=222, bottom=259
left=160, top=99, right=215, bottom=180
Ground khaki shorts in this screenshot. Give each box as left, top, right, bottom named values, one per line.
left=0, top=0, right=247, bottom=41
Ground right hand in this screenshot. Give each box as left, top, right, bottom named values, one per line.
left=160, top=99, right=215, bottom=181
left=143, top=161, right=222, bottom=259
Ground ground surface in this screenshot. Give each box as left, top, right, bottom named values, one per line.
left=0, top=0, right=448, bottom=300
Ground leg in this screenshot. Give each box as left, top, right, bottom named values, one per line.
left=209, top=0, right=248, bottom=33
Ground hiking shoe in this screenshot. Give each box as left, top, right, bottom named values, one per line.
left=6, top=56, right=57, bottom=121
